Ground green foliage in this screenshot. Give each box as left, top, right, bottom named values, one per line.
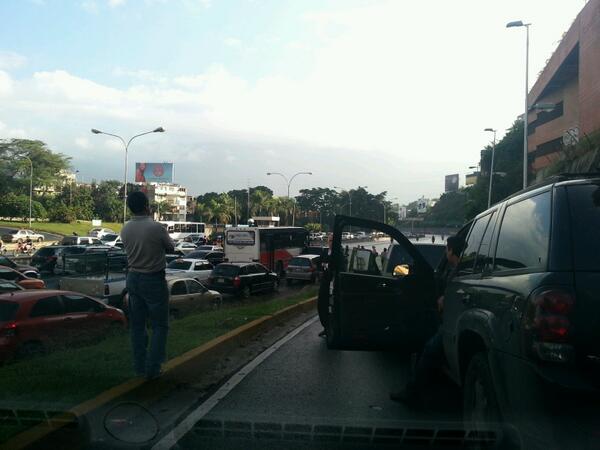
left=425, top=191, right=467, bottom=226
left=304, top=223, right=322, bottom=232
left=47, top=202, right=76, bottom=223
left=92, top=180, right=123, bottom=222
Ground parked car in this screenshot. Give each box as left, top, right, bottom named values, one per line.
left=302, top=246, right=330, bottom=260
left=99, top=234, right=123, bottom=248
left=89, top=228, right=116, bottom=239
left=165, top=258, right=214, bottom=281
left=55, top=246, right=126, bottom=274
left=354, top=231, right=368, bottom=240
left=60, top=236, right=103, bottom=246
left=341, top=232, right=354, bottom=240
left=1, top=229, right=44, bottom=243
left=0, top=280, right=24, bottom=293
left=0, top=290, right=126, bottom=362
left=124, top=277, right=221, bottom=319
left=0, top=266, right=46, bottom=289
left=187, top=250, right=225, bottom=266
left=207, top=262, right=279, bottom=298
left=286, top=255, right=321, bottom=285
left=174, top=242, right=198, bottom=255
left=439, top=175, right=600, bottom=449
left=0, top=255, right=40, bottom=278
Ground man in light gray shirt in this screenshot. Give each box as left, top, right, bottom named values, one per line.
left=121, top=191, right=174, bottom=379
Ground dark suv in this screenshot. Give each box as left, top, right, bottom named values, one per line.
left=206, top=262, right=279, bottom=298
left=442, top=175, right=600, bottom=448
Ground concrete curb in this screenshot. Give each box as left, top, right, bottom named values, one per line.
left=2, top=296, right=317, bottom=450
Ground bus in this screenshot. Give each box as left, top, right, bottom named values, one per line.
left=159, top=221, right=206, bottom=241
left=224, top=227, right=308, bottom=274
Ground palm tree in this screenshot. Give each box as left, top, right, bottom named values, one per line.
left=250, top=189, right=270, bottom=216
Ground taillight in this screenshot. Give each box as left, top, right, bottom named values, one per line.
left=233, top=276, right=241, bottom=288
left=1, top=322, right=17, bottom=337
left=525, top=288, right=575, bottom=363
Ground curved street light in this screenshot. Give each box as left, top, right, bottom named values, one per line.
left=266, top=171, right=313, bottom=226
left=91, top=127, right=165, bottom=223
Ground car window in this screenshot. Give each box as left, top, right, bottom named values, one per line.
left=212, top=265, right=239, bottom=277
left=63, top=295, right=102, bottom=313
left=457, top=214, right=492, bottom=276
left=30, top=296, right=64, bottom=317
left=494, top=191, right=551, bottom=272
left=473, top=211, right=497, bottom=273
left=171, top=281, right=187, bottom=296
left=0, top=281, right=21, bottom=293
left=0, top=270, right=21, bottom=281
left=168, top=260, right=192, bottom=270
left=567, top=184, right=600, bottom=271
left=290, top=258, right=310, bottom=267
left=186, top=279, right=205, bottom=294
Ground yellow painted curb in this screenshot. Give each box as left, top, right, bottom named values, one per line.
left=2, top=296, right=317, bottom=450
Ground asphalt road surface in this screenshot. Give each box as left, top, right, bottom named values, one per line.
left=155, top=317, right=465, bottom=450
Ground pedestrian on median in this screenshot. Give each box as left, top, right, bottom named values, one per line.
left=431, top=235, right=435, bottom=244
left=121, top=191, right=175, bottom=379
left=390, top=235, right=464, bottom=408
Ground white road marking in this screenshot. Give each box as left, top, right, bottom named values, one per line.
left=151, top=314, right=319, bottom=450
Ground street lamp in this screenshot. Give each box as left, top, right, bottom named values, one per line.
left=507, top=20, right=531, bottom=189
left=91, top=127, right=165, bottom=223
left=20, top=156, right=33, bottom=228
left=484, top=128, right=497, bottom=208
left=266, top=171, right=312, bottom=226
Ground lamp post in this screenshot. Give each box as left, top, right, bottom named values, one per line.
left=507, top=20, right=531, bottom=189
left=484, top=128, right=497, bottom=208
left=91, top=127, right=165, bottom=224
left=20, top=156, right=33, bottom=228
left=266, top=171, right=312, bottom=226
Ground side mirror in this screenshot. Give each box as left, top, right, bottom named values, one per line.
left=393, top=264, right=410, bottom=277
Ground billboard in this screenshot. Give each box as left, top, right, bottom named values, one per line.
left=135, top=162, right=173, bottom=183
left=445, top=174, right=459, bottom=192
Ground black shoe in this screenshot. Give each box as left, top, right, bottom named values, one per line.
left=318, top=329, right=327, bottom=337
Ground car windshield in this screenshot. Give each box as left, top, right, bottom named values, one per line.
left=167, top=260, right=192, bottom=270
left=3, top=2, right=599, bottom=449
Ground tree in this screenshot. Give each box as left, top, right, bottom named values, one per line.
left=425, top=191, right=467, bottom=226
left=304, top=223, right=322, bottom=232
left=92, top=181, right=122, bottom=222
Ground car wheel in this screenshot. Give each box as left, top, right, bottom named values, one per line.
left=241, top=286, right=251, bottom=299
left=276, top=261, right=284, bottom=277
left=37, top=237, right=43, bottom=242
left=463, top=352, right=502, bottom=435
left=212, top=296, right=222, bottom=310
left=18, top=341, right=45, bottom=359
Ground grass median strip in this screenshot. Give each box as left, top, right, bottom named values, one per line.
left=0, top=287, right=317, bottom=412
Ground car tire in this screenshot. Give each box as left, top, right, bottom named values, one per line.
left=37, top=237, right=43, bottom=242
left=18, top=341, right=45, bottom=359
left=276, top=261, right=284, bottom=277
left=212, top=296, right=222, bottom=310
left=463, top=352, right=502, bottom=435
left=241, top=286, right=251, bottom=299
left=272, top=280, right=279, bottom=292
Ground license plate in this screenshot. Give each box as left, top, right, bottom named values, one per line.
left=218, top=278, right=224, bottom=283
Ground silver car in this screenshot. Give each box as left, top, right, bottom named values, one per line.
left=286, top=254, right=321, bottom=285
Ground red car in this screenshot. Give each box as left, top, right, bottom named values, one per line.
left=0, top=265, right=45, bottom=289
left=0, top=290, right=126, bottom=362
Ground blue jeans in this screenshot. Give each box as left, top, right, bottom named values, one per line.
left=126, top=271, right=169, bottom=377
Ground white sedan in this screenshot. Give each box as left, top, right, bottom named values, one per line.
left=174, top=242, right=198, bottom=255
left=165, top=258, right=214, bottom=281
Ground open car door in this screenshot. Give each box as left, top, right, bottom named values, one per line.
left=326, top=215, right=438, bottom=352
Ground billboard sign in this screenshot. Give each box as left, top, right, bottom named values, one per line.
left=445, top=174, right=459, bottom=192
left=135, top=162, right=173, bottom=183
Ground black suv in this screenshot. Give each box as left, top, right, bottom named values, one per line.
left=207, top=262, right=279, bottom=298
left=441, top=175, right=600, bottom=448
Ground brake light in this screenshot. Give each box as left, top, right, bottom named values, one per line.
left=1, top=322, right=17, bottom=337
left=525, top=288, right=575, bottom=363
left=233, top=276, right=241, bottom=288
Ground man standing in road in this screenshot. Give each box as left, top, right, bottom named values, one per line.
left=390, top=235, right=464, bottom=407
left=121, top=191, right=174, bottom=379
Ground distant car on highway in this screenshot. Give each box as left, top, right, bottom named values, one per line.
left=207, top=262, right=279, bottom=298
left=194, top=245, right=223, bottom=252
left=1, top=229, right=44, bottom=243
left=89, top=228, right=116, bottom=239
left=0, top=255, right=40, bottom=278
left=174, top=242, right=198, bottom=255
left=341, top=232, right=354, bottom=240
left=354, top=231, right=368, bottom=240
left=0, top=266, right=46, bottom=289
left=165, top=258, right=214, bottom=281
left=0, top=290, right=126, bottom=362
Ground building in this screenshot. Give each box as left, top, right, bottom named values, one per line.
left=466, top=171, right=479, bottom=186
left=397, top=206, right=408, bottom=220
left=250, top=216, right=280, bottom=227
left=145, top=183, right=188, bottom=221
left=527, top=0, right=600, bottom=180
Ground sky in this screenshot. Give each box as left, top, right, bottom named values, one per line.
left=0, top=0, right=587, bottom=204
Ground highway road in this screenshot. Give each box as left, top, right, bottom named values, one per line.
left=152, top=317, right=470, bottom=450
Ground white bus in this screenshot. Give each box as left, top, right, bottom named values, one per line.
left=159, top=221, right=206, bottom=241
left=224, top=227, right=308, bottom=274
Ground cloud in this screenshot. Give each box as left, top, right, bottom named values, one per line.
left=0, top=71, right=13, bottom=96
left=0, top=51, right=27, bottom=70
left=0, top=120, right=27, bottom=139
left=75, top=137, right=92, bottom=149
left=224, top=37, right=242, bottom=48
left=81, top=1, right=99, bottom=13
left=108, top=0, right=125, bottom=7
